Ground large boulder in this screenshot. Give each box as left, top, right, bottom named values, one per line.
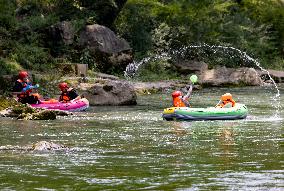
left=78, top=24, right=133, bottom=73
left=48, top=21, right=75, bottom=45
left=258, top=69, right=284, bottom=83
left=173, top=60, right=208, bottom=74
left=200, top=66, right=263, bottom=86
left=77, top=79, right=137, bottom=106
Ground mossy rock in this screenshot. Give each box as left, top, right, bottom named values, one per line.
left=0, top=97, right=18, bottom=111
left=12, top=104, right=36, bottom=115
left=17, top=110, right=57, bottom=120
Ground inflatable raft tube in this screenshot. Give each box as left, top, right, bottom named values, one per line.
left=31, top=98, right=89, bottom=112
left=162, top=103, right=248, bottom=121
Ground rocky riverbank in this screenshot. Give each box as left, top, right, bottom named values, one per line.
left=0, top=97, right=71, bottom=120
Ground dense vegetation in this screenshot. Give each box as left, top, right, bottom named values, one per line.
left=116, top=0, right=284, bottom=69
left=0, top=0, right=283, bottom=79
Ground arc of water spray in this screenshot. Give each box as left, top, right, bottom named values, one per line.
left=124, top=53, right=170, bottom=78
left=125, top=43, right=281, bottom=113
left=186, top=44, right=281, bottom=112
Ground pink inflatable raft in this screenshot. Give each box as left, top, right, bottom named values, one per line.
left=31, top=98, right=89, bottom=112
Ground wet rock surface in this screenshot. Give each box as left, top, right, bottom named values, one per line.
left=79, top=79, right=137, bottom=106
left=0, top=98, right=72, bottom=120
left=0, top=141, right=69, bottom=152
left=199, top=66, right=264, bottom=86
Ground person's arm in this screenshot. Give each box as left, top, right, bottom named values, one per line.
left=183, top=84, right=193, bottom=100
left=215, top=100, right=223, bottom=108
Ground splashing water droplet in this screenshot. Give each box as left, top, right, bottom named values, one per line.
left=124, top=43, right=281, bottom=114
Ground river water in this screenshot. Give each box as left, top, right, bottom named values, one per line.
left=0, top=86, right=283, bottom=190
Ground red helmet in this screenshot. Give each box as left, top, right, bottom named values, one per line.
left=18, top=71, right=28, bottom=79
left=172, top=91, right=182, bottom=98
left=58, top=82, right=68, bottom=90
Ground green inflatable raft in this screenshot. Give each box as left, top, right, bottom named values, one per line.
left=162, top=103, right=248, bottom=121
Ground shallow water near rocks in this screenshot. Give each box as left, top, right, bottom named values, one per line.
left=0, top=86, right=283, bottom=190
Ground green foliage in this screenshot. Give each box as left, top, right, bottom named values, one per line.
left=79, top=49, right=96, bottom=70
left=116, top=0, right=284, bottom=69
left=0, top=58, right=22, bottom=76
left=135, top=60, right=179, bottom=81
left=0, top=0, right=17, bottom=30
left=0, top=0, right=284, bottom=85
left=9, top=43, right=53, bottom=71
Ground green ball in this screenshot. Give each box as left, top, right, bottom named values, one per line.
left=190, top=75, right=198, bottom=83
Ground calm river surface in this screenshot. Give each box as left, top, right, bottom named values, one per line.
left=0, top=86, right=283, bottom=190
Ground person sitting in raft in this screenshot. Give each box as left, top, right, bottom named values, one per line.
left=58, top=82, right=81, bottom=102
left=215, top=93, right=236, bottom=108
left=12, top=71, right=40, bottom=104
left=172, top=84, right=193, bottom=107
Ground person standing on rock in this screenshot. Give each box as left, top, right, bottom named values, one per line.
left=12, top=71, right=40, bottom=104
left=58, top=82, right=80, bottom=102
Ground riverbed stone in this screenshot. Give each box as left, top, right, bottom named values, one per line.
left=32, top=141, right=68, bottom=151
left=17, top=110, right=57, bottom=120
left=0, top=99, right=71, bottom=120
left=0, top=141, right=69, bottom=151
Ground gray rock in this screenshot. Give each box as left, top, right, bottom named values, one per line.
left=79, top=24, right=131, bottom=53
left=0, top=141, right=69, bottom=152
left=49, top=21, right=75, bottom=45
left=78, top=24, right=133, bottom=72
left=200, top=66, right=263, bottom=86
left=258, top=69, right=284, bottom=83
left=78, top=79, right=137, bottom=106
left=32, top=141, right=68, bottom=151
left=173, top=60, right=208, bottom=74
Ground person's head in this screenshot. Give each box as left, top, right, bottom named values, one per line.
left=221, top=93, right=233, bottom=102
left=58, top=82, right=69, bottom=92
left=18, top=71, right=28, bottom=81
left=172, top=91, right=183, bottom=98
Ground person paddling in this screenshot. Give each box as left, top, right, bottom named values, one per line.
left=171, top=75, right=197, bottom=107
left=215, top=93, right=236, bottom=108
left=12, top=71, right=40, bottom=104
left=58, top=82, right=80, bottom=102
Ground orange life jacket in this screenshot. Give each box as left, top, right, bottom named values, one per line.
left=17, top=79, right=32, bottom=98
left=59, top=92, right=71, bottom=103
left=218, top=99, right=236, bottom=108
left=173, top=96, right=186, bottom=107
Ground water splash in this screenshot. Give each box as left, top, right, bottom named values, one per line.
left=179, top=44, right=281, bottom=115
left=124, top=43, right=281, bottom=114
left=124, top=53, right=170, bottom=78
